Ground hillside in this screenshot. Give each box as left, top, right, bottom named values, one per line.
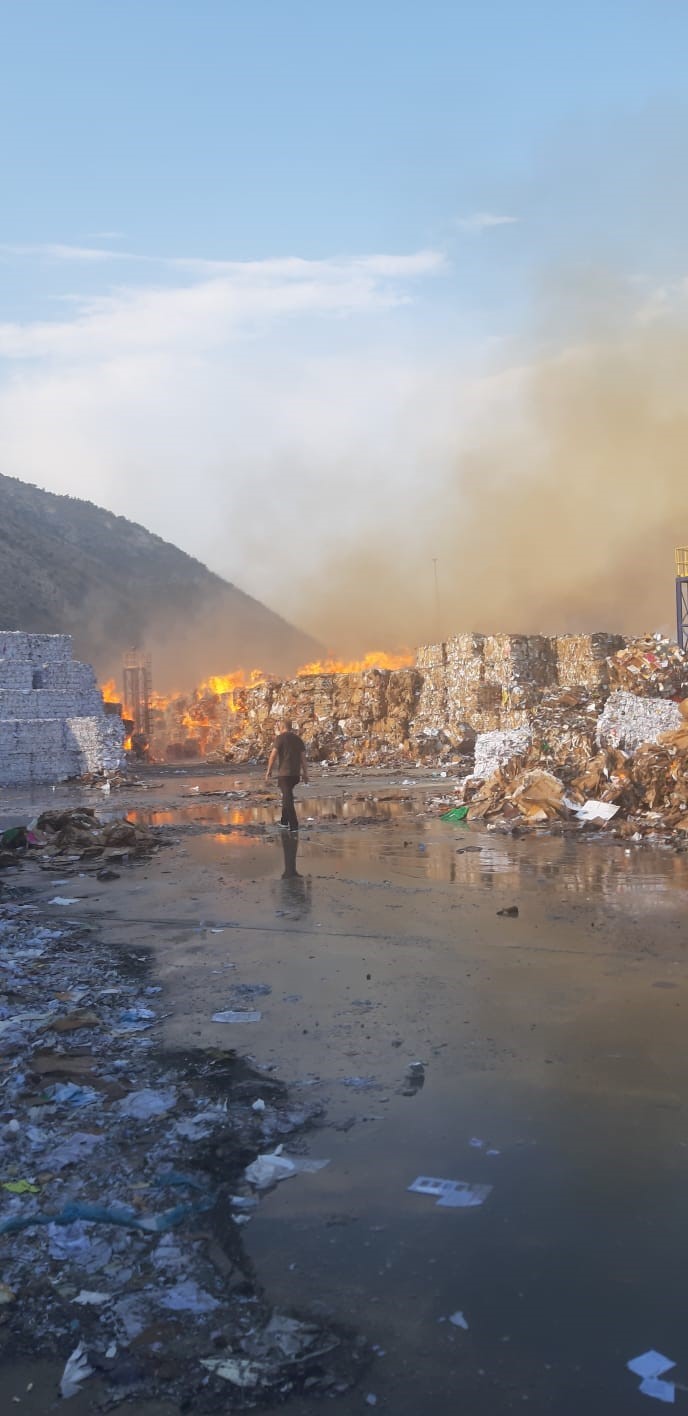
left=0, top=474, right=320, bottom=688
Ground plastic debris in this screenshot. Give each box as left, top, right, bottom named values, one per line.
left=639, top=1379, right=675, bottom=1404
left=408, top=1176, right=493, bottom=1208
left=73, top=1289, right=111, bottom=1305
left=627, top=1352, right=677, bottom=1402
left=117, top=1087, right=177, bottom=1120
left=46, top=1082, right=98, bottom=1107
left=158, top=1279, right=220, bottom=1313
left=496, top=906, right=519, bottom=917
left=628, top=1352, right=676, bottom=1379
left=440, top=806, right=469, bottom=822
left=59, top=1341, right=93, bottom=1399
left=1, top=1179, right=39, bottom=1194
left=245, top=1146, right=330, bottom=1189
left=200, top=1311, right=339, bottom=1391
left=449, top=1311, right=469, bottom=1330
left=0, top=1283, right=16, bottom=1304
left=49, top=896, right=80, bottom=906
left=212, top=1010, right=262, bottom=1023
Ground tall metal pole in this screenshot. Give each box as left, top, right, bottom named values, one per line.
left=432, top=557, right=441, bottom=645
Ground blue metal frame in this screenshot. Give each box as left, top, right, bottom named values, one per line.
left=676, top=578, right=688, bottom=650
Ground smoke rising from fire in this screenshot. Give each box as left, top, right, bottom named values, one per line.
left=283, top=304, right=688, bottom=652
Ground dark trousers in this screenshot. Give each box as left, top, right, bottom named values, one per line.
left=278, top=775, right=300, bottom=830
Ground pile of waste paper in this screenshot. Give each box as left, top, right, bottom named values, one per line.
left=0, top=807, right=159, bottom=870
left=607, top=635, right=688, bottom=698
left=464, top=710, right=688, bottom=840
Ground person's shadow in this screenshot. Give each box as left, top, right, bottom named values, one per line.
left=275, top=831, right=312, bottom=917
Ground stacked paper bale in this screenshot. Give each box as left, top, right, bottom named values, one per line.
left=556, top=633, right=625, bottom=688
left=0, top=631, right=125, bottom=785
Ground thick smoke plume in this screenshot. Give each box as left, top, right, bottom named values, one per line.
left=289, top=311, right=688, bottom=653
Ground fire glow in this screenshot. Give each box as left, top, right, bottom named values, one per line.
left=101, top=648, right=413, bottom=761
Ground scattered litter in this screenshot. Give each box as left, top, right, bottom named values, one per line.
left=245, top=1146, right=330, bottom=1190
left=440, top=807, right=469, bottom=822
left=158, top=1279, right=220, bottom=1313
left=365, top=1396, right=378, bottom=1407
left=212, top=1010, right=262, bottom=1024
left=46, top=1082, right=99, bottom=1107
left=49, top=896, right=80, bottom=906
left=408, top=1176, right=492, bottom=1208
left=468, top=1138, right=484, bottom=1149
left=117, top=1087, right=177, bottom=1120
left=59, top=1342, right=93, bottom=1399
left=628, top=1352, right=676, bottom=1380
left=1, top=1179, right=39, bottom=1194
left=575, top=800, right=620, bottom=823
left=0, top=1283, right=16, bottom=1304
left=449, top=1311, right=469, bottom=1330
left=200, top=1310, right=339, bottom=1391
left=72, top=1290, right=110, bottom=1306
left=252, top=1098, right=266, bottom=1113
left=232, top=982, right=272, bottom=997
left=639, top=1379, right=676, bottom=1404
left=342, top=1076, right=378, bottom=1090
left=496, top=906, right=519, bottom=917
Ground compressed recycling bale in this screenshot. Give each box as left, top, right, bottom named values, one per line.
left=474, top=725, right=533, bottom=780
left=597, top=691, right=682, bottom=752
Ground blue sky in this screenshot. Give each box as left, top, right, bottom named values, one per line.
left=1, top=2, right=687, bottom=647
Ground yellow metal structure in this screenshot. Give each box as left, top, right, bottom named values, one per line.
left=675, top=548, right=688, bottom=576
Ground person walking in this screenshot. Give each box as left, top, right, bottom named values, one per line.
left=265, top=718, right=308, bottom=830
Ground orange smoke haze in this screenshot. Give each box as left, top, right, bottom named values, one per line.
left=280, top=302, right=688, bottom=650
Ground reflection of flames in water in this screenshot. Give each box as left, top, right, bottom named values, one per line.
left=103, top=650, right=412, bottom=761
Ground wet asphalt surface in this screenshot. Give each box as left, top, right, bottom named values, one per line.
left=3, top=764, right=688, bottom=1414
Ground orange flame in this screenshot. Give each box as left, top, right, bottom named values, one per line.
left=100, top=678, right=121, bottom=704
left=297, top=650, right=413, bottom=677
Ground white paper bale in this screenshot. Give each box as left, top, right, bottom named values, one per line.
left=596, top=691, right=682, bottom=753
left=473, top=724, right=532, bottom=781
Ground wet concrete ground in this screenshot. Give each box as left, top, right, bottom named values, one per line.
left=4, top=765, right=688, bottom=1413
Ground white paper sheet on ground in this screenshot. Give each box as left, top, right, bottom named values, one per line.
left=408, top=1176, right=492, bottom=1208
left=212, top=1010, right=262, bottom=1023
left=576, top=800, right=620, bottom=823
left=60, top=1342, right=93, bottom=1399
left=639, top=1378, right=676, bottom=1404
left=628, top=1352, right=676, bottom=1380
left=437, top=1182, right=492, bottom=1208
left=201, top=1356, right=262, bottom=1387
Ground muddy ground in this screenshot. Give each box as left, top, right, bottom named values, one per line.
left=2, top=763, right=688, bottom=1414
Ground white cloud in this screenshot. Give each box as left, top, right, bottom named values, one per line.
left=0, top=249, right=447, bottom=361
left=0, top=242, right=129, bottom=263
left=455, top=212, right=519, bottom=233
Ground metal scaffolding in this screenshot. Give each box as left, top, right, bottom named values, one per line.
left=676, top=549, right=688, bottom=652
left=122, top=650, right=152, bottom=737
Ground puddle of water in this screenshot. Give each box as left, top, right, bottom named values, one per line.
left=123, top=793, right=413, bottom=830
left=58, top=785, right=688, bottom=1416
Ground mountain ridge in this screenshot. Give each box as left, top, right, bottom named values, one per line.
left=0, top=473, right=320, bottom=689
